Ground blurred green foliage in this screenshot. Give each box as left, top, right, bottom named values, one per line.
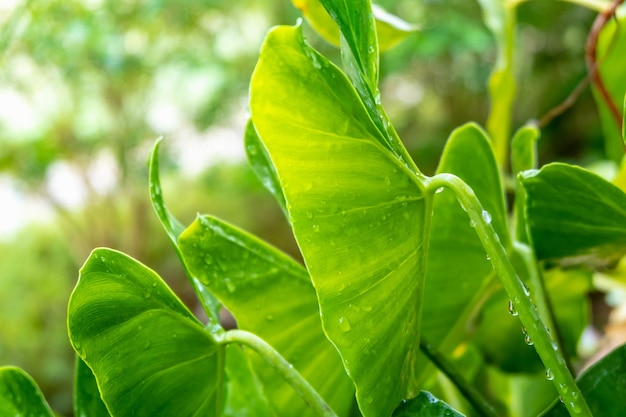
left=0, top=0, right=613, bottom=415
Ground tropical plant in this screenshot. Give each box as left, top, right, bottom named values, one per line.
left=2, top=0, right=626, bottom=416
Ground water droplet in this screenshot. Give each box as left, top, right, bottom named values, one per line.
left=312, top=224, right=320, bottom=232
left=508, top=300, right=518, bottom=316
left=144, top=291, right=151, bottom=299
left=524, top=334, right=534, bottom=345
left=522, top=282, right=531, bottom=296
left=363, top=305, right=373, bottom=312
left=486, top=254, right=491, bottom=261
left=172, top=333, right=178, bottom=338
left=349, top=304, right=361, bottom=312
left=152, top=282, right=157, bottom=288
left=482, top=210, right=492, bottom=224
left=435, top=187, right=444, bottom=194
left=265, top=314, right=275, bottom=322
left=338, top=317, right=351, bottom=332
left=365, top=396, right=374, bottom=404
left=384, top=176, right=391, bottom=185
left=469, top=219, right=476, bottom=228
left=305, top=211, right=313, bottom=219
left=545, top=368, right=553, bottom=380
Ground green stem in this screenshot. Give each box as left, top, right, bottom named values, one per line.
left=220, top=329, right=338, bottom=417
left=420, top=339, right=500, bottom=417
left=427, top=173, right=593, bottom=417
left=513, top=242, right=574, bottom=373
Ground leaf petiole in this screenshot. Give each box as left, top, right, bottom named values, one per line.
left=220, top=329, right=338, bottom=417
left=426, top=173, right=593, bottom=417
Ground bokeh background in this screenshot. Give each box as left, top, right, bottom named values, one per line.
left=0, top=1, right=609, bottom=414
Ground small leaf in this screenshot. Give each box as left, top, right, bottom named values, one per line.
left=74, top=356, right=111, bottom=417
left=392, top=391, right=465, bottom=417
left=520, top=163, right=626, bottom=261
left=423, top=123, right=509, bottom=347
left=149, top=139, right=221, bottom=324
left=541, top=343, right=626, bottom=417
left=511, top=124, right=539, bottom=175
left=68, top=248, right=221, bottom=417
left=251, top=23, right=427, bottom=417
left=244, top=120, right=288, bottom=217
left=179, top=216, right=354, bottom=417
left=0, top=366, right=55, bottom=417
left=292, top=0, right=417, bottom=50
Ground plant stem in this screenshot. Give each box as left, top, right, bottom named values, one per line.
left=427, top=173, right=593, bottom=417
left=420, top=339, right=500, bottom=417
left=220, top=329, right=338, bottom=417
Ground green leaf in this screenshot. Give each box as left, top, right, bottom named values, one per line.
left=317, top=0, right=416, bottom=167
left=423, top=123, right=509, bottom=347
left=244, top=120, right=288, bottom=218
left=520, top=163, right=626, bottom=261
left=179, top=216, right=354, bottom=417
left=292, top=0, right=417, bottom=51
left=149, top=139, right=221, bottom=324
left=391, top=391, right=465, bottom=417
left=74, top=356, right=111, bottom=417
left=67, top=248, right=221, bottom=417
left=0, top=366, right=55, bottom=417
left=511, top=124, right=539, bottom=175
left=319, top=0, right=378, bottom=96
left=541, top=343, right=626, bottom=417
left=250, top=24, right=428, bottom=417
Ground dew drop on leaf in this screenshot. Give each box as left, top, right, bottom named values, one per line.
left=338, top=316, right=351, bottom=332
left=545, top=368, right=553, bottom=380
left=265, top=314, right=275, bottom=322
left=481, top=209, right=492, bottom=224
left=524, top=334, right=533, bottom=346
left=508, top=300, right=518, bottom=316
left=435, top=187, right=444, bottom=194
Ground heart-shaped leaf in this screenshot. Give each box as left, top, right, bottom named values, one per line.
left=68, top=248, right=221, bottom=417
left=520, top=163, right=626, bottom=261
left=250, top=23, right=428, bottom=417
left=0, top=366, right=55, bottom=417
left=179, top=215, right=354, bottom=417
left=423, top=123, right=509, bottom=347
left=541, top=343, right=626, bottom=416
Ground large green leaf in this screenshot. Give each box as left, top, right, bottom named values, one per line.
left=392, top=391, right=464, bottom=417
left=67, top=248, right=221, bottom=417
left=423, top=123, right=509, bottom=347
left=179, top=216, right=354, bottom=417
left=0, top=366, right=55, bottom=417
left=74, top=356, right=111, bottom=417
left=250, top=24, right=428, bottom=417
left=292, top=0, right=416, bottom=51
left=541, top=343, right=626, bottom=416
left=520, top=163, right=626, bottom=261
